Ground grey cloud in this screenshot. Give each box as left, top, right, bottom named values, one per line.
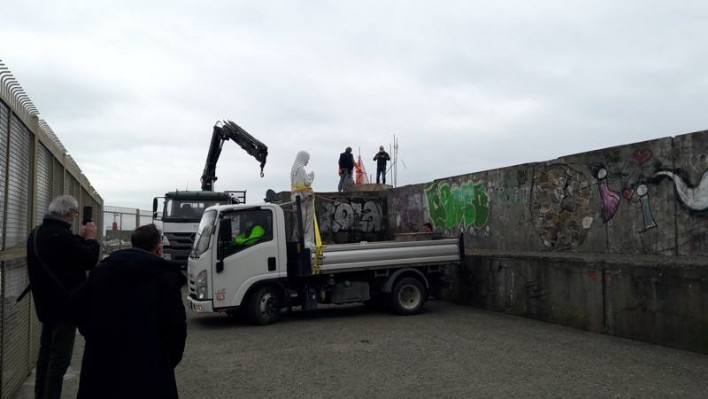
left=2, top=0, right=708, bottom=209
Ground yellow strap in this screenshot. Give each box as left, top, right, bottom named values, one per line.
left=292, top=184, right=313, bottom=192
left=312, top=197, right=324, bottom=275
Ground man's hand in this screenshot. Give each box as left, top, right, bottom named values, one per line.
left=81, top=221, right=97, bottom=240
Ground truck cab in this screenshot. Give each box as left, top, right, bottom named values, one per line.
left=188, top=203, right=288, bottom=314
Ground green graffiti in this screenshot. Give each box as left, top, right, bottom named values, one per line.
left=425, top=181, right=490, bottom=229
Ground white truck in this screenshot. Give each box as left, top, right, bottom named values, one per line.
left=187, top=201, right=463, bottom=325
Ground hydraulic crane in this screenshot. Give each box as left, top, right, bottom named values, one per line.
left=201, top=120, right=268, bottom=191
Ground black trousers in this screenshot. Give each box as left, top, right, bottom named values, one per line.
left=35, top=320, right=76, bottom=399
left=376, top=165, right=386, bottom=184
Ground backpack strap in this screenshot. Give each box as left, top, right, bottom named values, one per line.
left=31, top=225, right=69, bottom=294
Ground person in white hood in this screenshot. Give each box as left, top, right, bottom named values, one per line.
left=291, top=151, right=315, bottom=248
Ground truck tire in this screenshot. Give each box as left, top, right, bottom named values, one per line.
left=389, top=277, right=427, bottom=315
left=247, top=286, right=282, bottom=325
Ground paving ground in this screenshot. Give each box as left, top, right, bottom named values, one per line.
left=13, top=300, right=708, bottom=398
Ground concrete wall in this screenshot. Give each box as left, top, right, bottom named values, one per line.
left=385, top=130, right=708, bottom=353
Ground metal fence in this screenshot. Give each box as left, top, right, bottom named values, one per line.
left=102, top=206, right=153, bottom=255
left=0, top=60, right=103, bottom=399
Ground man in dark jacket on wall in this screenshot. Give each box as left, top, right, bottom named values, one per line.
left=27, top=194, right=100, bottom=399
left=338, top=146, right=355, bottom=192
left=70, top=223, right=187, bottom=399
left=373, top=145, right=391, bottom=184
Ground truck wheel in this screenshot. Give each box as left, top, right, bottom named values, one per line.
left=247, top=286, right=282, bottom=325
left=390, top=277, right=427, bottom=315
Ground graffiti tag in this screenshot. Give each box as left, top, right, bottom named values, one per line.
left=425, top=180, right=489, bottom=230
left=321, top=200, right=384, bottom=233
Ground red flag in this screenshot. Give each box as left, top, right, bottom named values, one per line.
left=354, top=156, right=369, bottom=184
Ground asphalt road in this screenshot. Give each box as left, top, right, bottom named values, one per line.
left=14, top=299, right=708, bottom=398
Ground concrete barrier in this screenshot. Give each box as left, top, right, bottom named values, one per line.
left=383, top=129, right=708, bottom=353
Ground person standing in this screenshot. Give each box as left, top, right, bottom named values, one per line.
left=70, top=224, right=187, bottom=399
left=291, top=150, right=316, bottom=248
left=27, top=194, right=99, bottom=399
left=338, top=147, right=355, bottom=192
left=373, top=145, right=391, bottom=185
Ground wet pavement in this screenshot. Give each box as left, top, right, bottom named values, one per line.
left=13, top=299, right=708, bottom=398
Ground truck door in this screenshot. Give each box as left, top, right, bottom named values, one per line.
left=214, top=208, right=279, bottom=308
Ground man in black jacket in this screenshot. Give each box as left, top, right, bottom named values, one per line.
left=338, top=146, right=355, bottom=192
left=70, top=223, right=187, bottom=399
left=27, top=194, right=99, bottom=399
left=373, top=145, right=391, bottom=184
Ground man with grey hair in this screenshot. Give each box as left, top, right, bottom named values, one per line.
left=27, top=194, right=99, bottom=399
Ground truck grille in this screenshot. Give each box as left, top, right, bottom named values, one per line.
left=165, top=232, right=195, bottom=269
left=165, top=232, right=196, bottom=248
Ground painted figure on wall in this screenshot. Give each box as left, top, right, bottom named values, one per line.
left=589, top=163, right=621, bottom=223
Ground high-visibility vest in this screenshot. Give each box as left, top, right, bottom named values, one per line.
left=233, top=225, right=265, bottom=246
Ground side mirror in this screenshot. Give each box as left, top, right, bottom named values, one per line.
left=152, top=198, right=160, bottom=220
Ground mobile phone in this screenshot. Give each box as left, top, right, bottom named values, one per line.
left=82, top=206, right=93, bottom=225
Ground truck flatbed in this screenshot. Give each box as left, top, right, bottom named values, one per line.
left=317, top=237, right=462, bottom=273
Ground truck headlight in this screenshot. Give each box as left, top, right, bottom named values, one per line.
left=196, top=270, right=208, bottom=300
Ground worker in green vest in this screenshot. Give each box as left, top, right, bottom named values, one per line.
left=233, top=220, right=265, bottom=247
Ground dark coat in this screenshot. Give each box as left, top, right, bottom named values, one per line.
left=373, top=150, right=390, bottom=168
left=27, top=215, right=100, bottom=324
left=70, top=248, right=187, bottom=399
left=338, top=151, right=355, bottom=172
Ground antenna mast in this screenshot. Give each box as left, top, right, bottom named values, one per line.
left=393, top=134, right=399, bottom=187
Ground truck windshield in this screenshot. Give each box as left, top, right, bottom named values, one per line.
left=164, top=199, right=223, bottom=221
left=193, top=210, right=218, bottom=256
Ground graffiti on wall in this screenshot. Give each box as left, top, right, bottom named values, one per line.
left=589, top=148, right=658, bottom=232
left=635, top=184, right=658, bottom=229
left=425, top=180, right=489, bottom=230
left=491, top=177, right=530, bottom=208
left=319, top=199, right=385, bottom=233
left=651, top=148, right=708, bottom=255
left=530, top=164, right=594, bottom=250
left=655, top=169, right=708, bottom=211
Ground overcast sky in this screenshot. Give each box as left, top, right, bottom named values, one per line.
left=2, top=1, right=707, bottom=210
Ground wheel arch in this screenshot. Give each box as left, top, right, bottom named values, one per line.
left=242, top=279, right=288, bottom=307
left=381, top=267, right=429, bottom=294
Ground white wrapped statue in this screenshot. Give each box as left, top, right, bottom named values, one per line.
left=290, top=151, right=315, bottom=248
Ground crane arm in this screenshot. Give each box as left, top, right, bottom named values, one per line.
left=200, top=120, right=268, bottom=191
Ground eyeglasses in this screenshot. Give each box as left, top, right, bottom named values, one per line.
left=70, top=208, right=80, bottom=216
